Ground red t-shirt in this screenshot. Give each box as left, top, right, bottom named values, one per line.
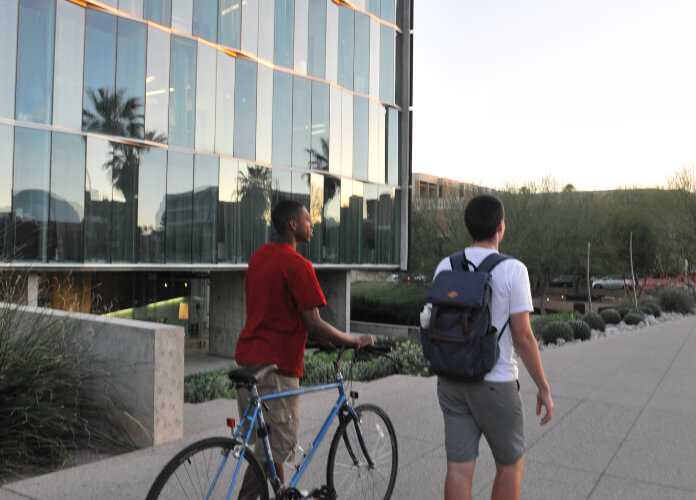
left=235, top=243, right=327, bottom=378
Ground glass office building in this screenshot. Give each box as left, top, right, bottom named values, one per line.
left=0, top=0, right=412, bottom=346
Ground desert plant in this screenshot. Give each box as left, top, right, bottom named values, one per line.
left=540, top=321, right=574, bottom=345
left=623, top=312, right=645, bottom=325
left=582, top=311, right=606, bottom=332
left=568, top=320, right=592, bottom=341
left=657, top=288, right=695, bottom=314
left=184, top=371, right=236, bottom=403
left=600, top=308, right=622, bottom=325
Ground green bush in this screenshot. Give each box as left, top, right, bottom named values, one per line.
left=351, top=282, right=428, bottom=326
left=623, top=312, right=645, bottom=325
left=568, top=320, right=592, bottom=341
left=657, top=288, right=695, bottom=314
left=540, top=321, right=574, bottom=345
left=600, top=308, right=622, bottom=325
left=184, top=371, right=235, bottom=403
left=640, top=301, right=661, bottom=318
left=616, top=305, right=631, bottom=319
left=531, top=312, right=576, bottom=341
left=582, top=311, right=606, bottom=332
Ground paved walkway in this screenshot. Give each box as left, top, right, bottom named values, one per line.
left=2, top=317, right=695, bottom=499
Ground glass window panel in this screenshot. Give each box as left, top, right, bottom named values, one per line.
left=137, top=148, right=167, bottom=262
left=271, top=167, right=292, bottom=209
left=310, top=81, right=329, bottom=171
left=353, top=97, right=368, bottom=181
left=292, top=76, right=311, bottom=170
left=381, top=0, right=395, bottom=23
left=110, top=142, right=139, bottom=262
left=337, top=7, right=354, bottom=90
left=193, top=0, right=218, bottom=41
left=119, top=0, right=144, bottom=17
left=13, top=128, right=50, bottom=261
left=293, top=0, right=308, bottom=74
left=172, top=0, right=193, bottom=34
left=0, top=0, right=18, bottom=119
left=83, top=10, right=117, bottom=134
left=215, top=53, right=235, bottom=155
left=380, top=26, right=395, bottom=104
left=271, top=71, right=292, bottom=167
left=368, top=101, right=384, bottom=184
left=341, top=91, right=353, bottom=177
left=15, top=0, right=55, bottom=124
left=144, top=0, right=172, bottom=26
left=328, top=86, right=341, bottom=175
left=53, top=0, right=84, bottom=131
left=257, top=0, right=274, bottom=61
left=217, top=157, right=240, bottom=262
left=241, top=0, right=258, bottom=54
left=369, top=19, right=380, bottom=97
left=307, top=0, right=326, bottom=79
left=325, top=0, right=338, bottom=84
left=166, top=151, right=194, bottom=263
left=351, top=180, right=364, bottom=263
left=145, top=27, right=170, bottom=143
left=219, top=0, right=241, bottom=49
left=0, top=125, right=14, bottom=260
left=322, top=175, right=340, bottom=263
left=309, top=172, right=323, bottom=262
left=233, top=59, right=257, bottom=161
left=195, top=43, right=216, bottom=151
left=354, top=12, right=370, bottom=94
left=367, top=0, right=379, bottom=15
left=387, top=107, right=399, bottom=185
left=168, top=36, right=197, bottom=148
left=273, top=0, right=294, bottom=68
left=393, top=187, right=401, bottom=263
left=292, top=170, right=310, bottom=256
left=49, top=132, right=85, bottom=262
left=362, top=183, right=378, bottom=263
left=116, top=18, right=147, bottom=139
left=238, top=163, right=270, bottom=260
left=193, top=155, right=218, bottom=262
left=255, top=65, right=273, bottom=163
left=84, top=137, right=113, bottom=262
left=378, top=186, right=396, bottom=263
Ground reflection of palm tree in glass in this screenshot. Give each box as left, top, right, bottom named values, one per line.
left=238, top=165, right=272, bottom=258
left=308, top=138, right=329, bottom=171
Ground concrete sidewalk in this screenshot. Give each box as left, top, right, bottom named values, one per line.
left=2, top=317, right=695, bottom=499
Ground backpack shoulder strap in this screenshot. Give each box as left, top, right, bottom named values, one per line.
left=449, top=251, right=476, bottom=272
left=478, top=253, right=512, bottom=274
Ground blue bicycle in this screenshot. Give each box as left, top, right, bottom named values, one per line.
left=146, top=346, right=398, bottom=499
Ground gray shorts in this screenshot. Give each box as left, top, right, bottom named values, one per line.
left=437, top=377, right=525, bottom=465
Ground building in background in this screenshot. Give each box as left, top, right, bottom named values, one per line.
left=0, top=0, right=413, bottom=355
left=412, top=173, right=485, bottom=210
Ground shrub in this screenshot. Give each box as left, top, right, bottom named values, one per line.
left=657, top=288, right=695, bottom=314
left=568, top=320, right=592, bottom=341
left=640, top=302, right=661, bottom=318
left=600, top=308, right=622, bottom=325
left=623, top=312, right=645, bottom=325
left=540, top=321, right=574, bottom=345
left=616, top=305, right=631, bottom=319
left=0, top=288, right=134, bottom=480
left=184, top=371, right=235, bottom=403
left=582, top=311, right=606, bottom=332
left=351, top=282, right=428, bottom=326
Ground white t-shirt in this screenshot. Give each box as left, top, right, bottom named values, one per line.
left=433, top=247, right=534, bottom=382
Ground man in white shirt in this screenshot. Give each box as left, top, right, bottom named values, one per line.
left=433, top=195, right=554, bottom=500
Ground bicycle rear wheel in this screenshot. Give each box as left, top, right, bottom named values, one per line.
left=146, top=437, right=269, bottom=500
left=326, top=404, right=398, bottom=499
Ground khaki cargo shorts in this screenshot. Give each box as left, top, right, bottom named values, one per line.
left=437, top=377, right=525, bottom=465
left=236, top=369, right=300, bottom=464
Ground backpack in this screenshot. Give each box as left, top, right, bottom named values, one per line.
left=420, top=251, right=511, bottom=382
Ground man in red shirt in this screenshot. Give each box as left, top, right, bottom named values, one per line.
left=235, top=199, right=374, bottom=498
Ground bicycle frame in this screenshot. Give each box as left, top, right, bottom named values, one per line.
left=216, top=377, right=363, bottom=499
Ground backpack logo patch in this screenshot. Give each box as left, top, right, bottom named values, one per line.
left=447, top=290, right=459, bottom=299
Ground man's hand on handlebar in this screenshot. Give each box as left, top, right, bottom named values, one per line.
left=353, top=335, right=376, bottom=349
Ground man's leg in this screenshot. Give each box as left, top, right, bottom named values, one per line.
left=490, top=456, right=524, bottom=500
left=445, top=461, right=476, bottom=500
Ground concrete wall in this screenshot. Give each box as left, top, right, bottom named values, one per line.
left=2, top=303, right=184, bottom=448
left=318, top=270, right=351, bottom=332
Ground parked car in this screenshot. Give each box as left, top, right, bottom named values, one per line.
left=592, top=276, right=635, bottom=290
left=550, top=275, right=577, bottom=288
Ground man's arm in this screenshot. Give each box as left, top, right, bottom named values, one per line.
left=301, top=307, right=374, bottom=348
left=510, top=312, right=554, bottom=425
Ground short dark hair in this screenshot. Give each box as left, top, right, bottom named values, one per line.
left=271, top=199, right=305, bottom=235
left=464, top=195, right=505, bottom=242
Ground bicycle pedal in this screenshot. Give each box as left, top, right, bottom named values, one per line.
left=308, top=485, right=336, bottom=500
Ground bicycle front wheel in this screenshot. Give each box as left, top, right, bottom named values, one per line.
left=146, top=437, right=269, bottom=500
left=326, top=404, right=398, bottom=499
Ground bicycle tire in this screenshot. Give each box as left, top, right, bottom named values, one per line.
left=326, top=404, right=398, bottom=499
left=146, top=436, right=269, bottom=500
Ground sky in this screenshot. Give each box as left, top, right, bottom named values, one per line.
left=412, top=0, right=696, bottom=190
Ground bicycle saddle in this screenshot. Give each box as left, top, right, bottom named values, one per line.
left=228, top=364, right=278, bottom=385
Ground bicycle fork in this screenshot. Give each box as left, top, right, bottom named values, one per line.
left=340, top=406, right=375, bottom=470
